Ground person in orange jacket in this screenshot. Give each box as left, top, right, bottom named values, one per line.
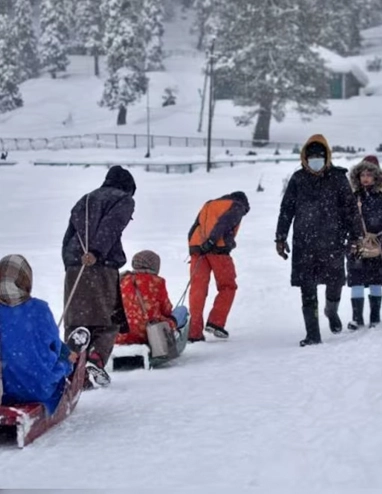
left=187, top=191, right=250, bottom=342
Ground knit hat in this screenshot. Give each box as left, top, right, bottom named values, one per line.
left=102, top=165, right=136, bottom=195
left=0, top=254, right=32, bottom=307
left=132, top=250, right=160, bottom=275
left=363, top=155, right=380, bottom=168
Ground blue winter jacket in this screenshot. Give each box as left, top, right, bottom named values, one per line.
left=0, top=298, right=73, bottom=414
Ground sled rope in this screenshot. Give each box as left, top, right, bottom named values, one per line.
left=58, top=194, right=90, bottom=328
left=175, top=255, right=202, bottom=307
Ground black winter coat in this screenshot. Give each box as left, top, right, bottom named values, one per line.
left=347, top=189, right=382, bottom=286
left=276, top=166, right=362, bottom=287
left=62, top=186, right=135, bottom=270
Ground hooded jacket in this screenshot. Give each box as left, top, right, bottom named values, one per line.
left=276, top=134, right=363, bottom=287
left=62, top=166, right=135, bottom=269
left=188, top=191, right=250, bottom=255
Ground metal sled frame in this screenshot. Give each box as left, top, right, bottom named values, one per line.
left=0, top=352, right=86, bottom=448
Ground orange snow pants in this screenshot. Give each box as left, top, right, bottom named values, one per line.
left=189, top=254, right=237, bottom=339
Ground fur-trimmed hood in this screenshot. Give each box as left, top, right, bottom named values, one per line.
left=300, top=134, right=332, bottom=175
left=350, top=157, right=382, bottom=193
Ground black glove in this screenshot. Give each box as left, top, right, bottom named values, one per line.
left=276, top=240, right=290, bottom=260
left=200, top=239, right=215, bottom=254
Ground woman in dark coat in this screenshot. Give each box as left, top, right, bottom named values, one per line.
left=347, top=156, right=382, bottom=329
left=275, top=134, right=363, bottom=347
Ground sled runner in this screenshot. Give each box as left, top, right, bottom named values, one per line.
left=109, top=319, right=190, bottom=371
left=0, top=352, right=86, bottom=448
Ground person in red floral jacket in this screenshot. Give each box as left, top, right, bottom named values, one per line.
left=116, top=250, right=188, bottom=345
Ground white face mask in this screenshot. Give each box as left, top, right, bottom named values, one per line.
left=308, top=157, right=325, bottom=172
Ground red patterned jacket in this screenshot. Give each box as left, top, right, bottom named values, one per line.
left=116, top=272, right=176, bottom=345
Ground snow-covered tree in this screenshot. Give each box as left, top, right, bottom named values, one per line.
left=101, top=0, right=147, bottom=125
left=0, top=15, right=23, bottom=113
left=76, top=0, right=104, bottom=75
left=12, top=0, right=39, bottom=81
left=39, top=0, right=70, bottom=78
left=215, top=0, right=330, bottom=143
left=142, top=0, right=165, bottom=70
left=193, top=0, right=212, bottom=50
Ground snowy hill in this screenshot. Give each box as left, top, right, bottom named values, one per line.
left=1, top=9, right=382, bottom=151
left=2, top=159, right=382, bottom=489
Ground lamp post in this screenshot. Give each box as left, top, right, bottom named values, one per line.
left=206, top=38, right=215, bottom=173
left=145, top=77, right=151, bottom=158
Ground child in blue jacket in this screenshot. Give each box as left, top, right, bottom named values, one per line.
left=0, top=255, right=89, bottom=414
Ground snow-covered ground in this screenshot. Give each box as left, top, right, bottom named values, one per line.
left=1, top=160, right=382, bottom=490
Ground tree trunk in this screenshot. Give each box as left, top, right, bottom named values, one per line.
left=50, top=70, right=57, bottom=79
left=117, top=105, right=127, bottom=125
left=253, top=97, right=273, bottom=145
left=94, top=53, right=100, bottom=77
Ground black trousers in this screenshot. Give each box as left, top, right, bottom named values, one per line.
left=301, top=282, right=343, bottom=308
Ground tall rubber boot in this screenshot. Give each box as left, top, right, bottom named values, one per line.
left=369, top=295, right=381, bottom=328
left=324, top=300, right=342, bottom=334
left=300, top=305, right=322, bottom=347
left=348, top=298, right=364, bottom=330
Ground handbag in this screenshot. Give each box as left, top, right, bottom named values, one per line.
left=133, top=276, right=178, bottom=359
left=358, top=199, right=382, bottom=259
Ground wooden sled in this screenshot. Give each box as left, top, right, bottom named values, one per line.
left=109, top=321, right=190, bottom=372
left=0, top=352, right=86, bottom=448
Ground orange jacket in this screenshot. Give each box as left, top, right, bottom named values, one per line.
left=188, top=193, right=249, bottom=255
left=116, top=272, right=176, bottom=345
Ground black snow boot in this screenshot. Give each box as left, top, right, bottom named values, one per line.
left=348, top=298, right=365, bottom=330
left=324, top=300, right=342, bottom=334
left=369, top=295, right=381, bottom=328
left=300, top=306, right=322, bottom=347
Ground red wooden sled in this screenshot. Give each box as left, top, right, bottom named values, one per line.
left=0, top=352, right=86, bottom=448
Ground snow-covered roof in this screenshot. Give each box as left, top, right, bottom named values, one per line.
left=315, top=46, right=369, bottom=87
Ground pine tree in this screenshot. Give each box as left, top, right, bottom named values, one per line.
left=215, top=0, right=330, bottom=143
left=39, top=0, right=70, bottom=78
left=142, top=0, right=165, bottom=71
left=76, top=0, right=104, bottom=76
left=101, top=0, right=147, bottom=125
left=193, top=0, right=213, bottom=50
left=12, top=0, right=39, bottom=81
left=0, top=15, right=23, bottom=113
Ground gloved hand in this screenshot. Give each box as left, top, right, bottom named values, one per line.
left=200, top=239, right=215, bottom=255
left=81, top=252, right=97, bottom=266
left=172, top=306, right=189, bottom=329
left=349, top=238, right=364, bottom=259
left=276, top=240, right=290, bottom=260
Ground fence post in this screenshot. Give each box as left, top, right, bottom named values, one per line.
left=133, top=135, right=137, bottom=148
left=151, top=135, right=154, bottom=148
left=29, top=138, right=34, bottom=151
left=189, top=164, right=193, bottom=173
left=186, top=137, right=189, bottom=147
left=115, top=134, right=119, bottom=149
left=166, top=164, right=169, bottom=174
left=221, top=139, right=225, bottom=147
left=169, top=136, right=172, bottom=146
left=14, top=138, right=19, bottom=150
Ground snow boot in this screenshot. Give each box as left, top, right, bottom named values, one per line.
left=300, top=305, right=322, bottom=347
left=324, top=300, right=342, bottom=334
left=348, top=298, right=365, bottom=330
left=86, top=350, right=111, bottom=387
left=369, top=295, right=381, bottom=328
left=66, top=327, right=91, bottom=354
left=188, top=335, right=206, bottom=343
left=205, top=322, right=229, bottom=339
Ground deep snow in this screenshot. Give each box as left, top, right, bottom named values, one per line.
left=1, top=160, right=382, bottom=490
